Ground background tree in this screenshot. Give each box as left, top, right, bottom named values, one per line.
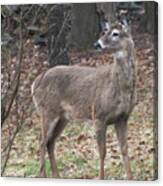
left=140, top=1, right=158, bottom=34
left=69, top=3, right=99, bottom=50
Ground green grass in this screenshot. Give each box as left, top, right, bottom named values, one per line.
left=25, top=160, right=39, bottom=176
left=24, top=159, right=52, bottom=177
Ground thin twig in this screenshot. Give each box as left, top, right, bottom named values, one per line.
left=49, top=12, right=70, bottom=63
left=53, top=12, right=70, bottom=51
left=23, top=5, right=34, bottom=19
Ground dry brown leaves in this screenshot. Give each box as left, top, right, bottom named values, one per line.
left=1, top=33, right=157, bottom=180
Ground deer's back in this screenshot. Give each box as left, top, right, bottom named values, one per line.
left=32, top=65, right=134, bottom=124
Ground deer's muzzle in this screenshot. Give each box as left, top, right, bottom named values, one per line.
left=94, top=41, right=102, bottom=50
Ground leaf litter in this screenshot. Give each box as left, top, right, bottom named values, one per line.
left=1, top=33, right=156, bottom=180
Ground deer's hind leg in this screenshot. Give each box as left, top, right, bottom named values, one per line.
left=39, top=111, right=60, bottom=177
left=39, top=114, right=48, bottom=177
left=46, top=114, right=68, bottom=178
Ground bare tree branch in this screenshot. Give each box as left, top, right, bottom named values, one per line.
left=1, top=9, right=24, bottom=175
left=1, top=111, right=24, bottom=175
left=1, top=11, right=23, bottom=127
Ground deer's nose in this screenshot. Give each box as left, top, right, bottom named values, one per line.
left=94, top=41, right=102, bottom=50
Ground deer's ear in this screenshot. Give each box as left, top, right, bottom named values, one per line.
left=121, top=19, right=131, bottom=35
left=100, top=19, right=111, bottom=33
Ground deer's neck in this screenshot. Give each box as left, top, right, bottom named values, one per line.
left=112, top=42, right=136, bottom=91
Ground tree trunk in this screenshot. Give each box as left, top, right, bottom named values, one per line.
left=69, top=3, right=99, bottom=50
left=140, top=2, right=158, bottom=34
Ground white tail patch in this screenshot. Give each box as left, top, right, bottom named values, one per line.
left=31, top=81, right=40, bottom=113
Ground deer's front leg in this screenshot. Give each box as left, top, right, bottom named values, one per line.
left=95, top=123, right=107, bottom=179
left=115, top=120, right=132, bottom=180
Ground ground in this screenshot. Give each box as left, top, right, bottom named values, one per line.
left=1, top=33, right=157, bottom=180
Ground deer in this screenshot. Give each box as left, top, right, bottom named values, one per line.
left=31, top=20, right=137, bottom=180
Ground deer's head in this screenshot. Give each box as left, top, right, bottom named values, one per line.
left=94, top=20, right=132, bottom=53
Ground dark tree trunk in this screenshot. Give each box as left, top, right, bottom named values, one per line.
left=69, top=3, right=99, bottom=50
left=48, top=5, right=70, bottom=67
left=140, top=2, right=158, bottom=34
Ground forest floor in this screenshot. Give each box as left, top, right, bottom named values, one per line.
left=1, top=33, right=157, bottom=180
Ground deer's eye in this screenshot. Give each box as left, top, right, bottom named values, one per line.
left=111, top=29, right=120, bottom=37
left=112, top=32, right=119, bottom=37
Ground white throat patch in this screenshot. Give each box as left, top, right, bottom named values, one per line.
left=115, top=50, right=127, bottom=59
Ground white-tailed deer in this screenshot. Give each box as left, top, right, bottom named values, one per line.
left=31, top=20, right=137, bottom=179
